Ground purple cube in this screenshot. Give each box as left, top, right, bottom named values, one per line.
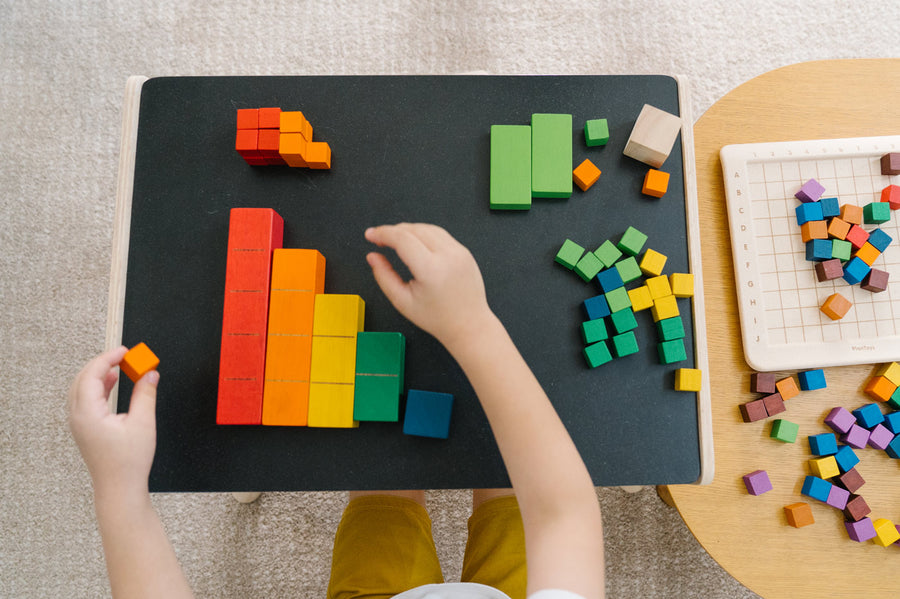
left=825, top=407, right=856, bottom=434
left=845, top=517, right=877, bottom=542
left=867, top=424, right=895, bottom=450
left=742, top=470, right=773, bottom=495
left=825, top=485, right=850, bottom=510
left=841, top=424, right=871, bottom=449
left=796, top=178, right=826, bottom=203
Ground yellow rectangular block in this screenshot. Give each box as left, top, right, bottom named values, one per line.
left=674, top=368, right=702, bottom=392
left=669, top=273, right=694, bottom=298
left=307, top=383, right=358, bottom=428
left=310, top=336, right=357, bottom=384
left=628, top=285, right=654, bottom=312
left=876, top=362, right=900, bottom=386
left=639, top=248, right=667, bottom=277
left=646, top=275, right=672, bottom=299
left=808, top=456, right=840, bottom=479
left=651, top=295, right=679, bottom=322
left=313, top=294, right=365, bottom=336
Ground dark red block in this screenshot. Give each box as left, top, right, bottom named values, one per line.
left=835, top=468, right=865, bottom=493
left=882, top=153, right=900, bottom=175
left=861, top=268, right=889, bottom=293
left=815, top=258, right=844, bottom=282
left=740, top=398, right=768, bottom=423
left=843, top=494, right=871, bottom=522
left=762, top=392, right=786, bottom=416
left=750, top=372, right=777, bottom=394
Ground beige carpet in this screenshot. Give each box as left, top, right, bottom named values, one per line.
left=2, top=1, right=896, bottom=597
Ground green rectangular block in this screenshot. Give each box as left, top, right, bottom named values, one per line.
left=575, top=252, right=604, bottom=282
left=594, top=240, right=623, bottom=268
left=490, top=125, right=532, bottom=210
left=531, top=114, right=573, bottom=198
left=656, top=316, right=685, bottom=341
left=354, top=332, right=405, bottom=422
left=615, top=256, right=643, bottom=283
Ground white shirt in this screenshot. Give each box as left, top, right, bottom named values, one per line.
left=392, top=582, right=587, bottom=599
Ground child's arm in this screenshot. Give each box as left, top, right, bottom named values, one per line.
left=68, top=347, right=195, bottom=599
left=365, top=224, right=605, bottom=599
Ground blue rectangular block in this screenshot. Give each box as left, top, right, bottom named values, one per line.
left=808, top=433, right=838, bottom=456
left=842, top=257, right=871, bottom=285
left=403, top=389, right=454, bottom=439
left=834, top=445, right=860, bottom=472
left=819, top=197, right=840, bottom=218
left=867, top=228, right=893, bottom=252
left=852, top=403, right=885, bottom=429
left=797, top=369, right=826, bottom=391
left=796, top=202, right=824, bottom=225
left=806, top=239, right=832, bottom=261
left=596, top=267, right=624, bottom=292
left=583, top=294, right=611, bottom=320
left=801, top=475, right=832, bottom=502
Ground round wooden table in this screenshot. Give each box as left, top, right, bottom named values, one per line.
left=664, top=60, right=900, bottom=598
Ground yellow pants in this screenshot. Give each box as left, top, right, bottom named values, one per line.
left=327, top=495, right=526, bottom=599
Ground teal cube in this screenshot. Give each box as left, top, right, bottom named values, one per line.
left=888, top=386, right=900, bottom=410
left=615, top=256, right=643, bottom=283
left=657, top=339, right=687, bottom=364
left=617, top=226, right=648, bottom=256
left=581, top=319, right=608, bottom=344
left=610, top=308, right=638, bottom=334
left=656, top=317, right=685, bottom=341
left=771, top=419, right=799, bottom=443
left=604, top=287, right=632, bottom=313
left=864, top=202, right=891, bottom=224
left=612, top=332, right=639, bottom=357
left=584, top=118, right=610, bottom=147
left=583, top=341, right=613, bottom=368
left=574, top=251, right=604, bottom=282
left=555, top=239, right=584, bottom=269
left=831, top=239, right=852, bottom=261
left=594, top=240, right=623, bottom=268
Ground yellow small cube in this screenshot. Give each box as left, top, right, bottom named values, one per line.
left=670, top=273, right=694, bottom=298
left=808, top=456, right=840, bottom=479
left=639, top=248, right=668, bottom=277
left=307, top=383, right=359, bottom=428
left=876, top=362, right=900, bottom=386
left=872, top=518, right=900, bottom=547
left=646, top=275, right=673, bottom=299
left=651, top=295, right=680, bottom=322
left=628, top=286, right=654, bottom=312
left=674, top=368, right=702, bottom=392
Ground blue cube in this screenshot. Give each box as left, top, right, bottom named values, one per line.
left=819, top=197, right=840, bottom=218
left=834, top=445, right=860, bottom=472
left=801, top=475, right=832, bottom=502
left=596, top=268, right=624, bottom=292
left=842, top=257, right=871, bottom=285
left=583, top=294, right=611, bottom=320
left=797, top=369, right=826, bottom=391
left=403, top=389, right=454, bottom=439
left=806, top=239, right=832, bottom=261
left=883, top=411, right=900, bottom=434
left=796, top=202, right=824, bottom=225
left=852, top=403, right=885, bottom=429
left=886, top=435, right=900, bottom=459
left=808, top=433, right=838, bottom=456
left=867, top=228, right=893, bottom=252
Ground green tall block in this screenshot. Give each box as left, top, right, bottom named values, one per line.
left=354, top=332, right=405, bottom=422
left=490, top=125, right=532, bottom=210
left=531, top=114, right=573, bottom=198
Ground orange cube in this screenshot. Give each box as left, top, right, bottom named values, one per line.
left=865, top=375, right=897, bottom=402
left=854, top=242, right=880, bottom=266
left=820, top=293, right=851, bottom=320
left=279, top=133, right=309, bottom=168
left=800, top=220, right=828, bottom=242
left=280, top=111, right=310, bottom=139
left=304, top=141, right=332, bottom=169
left=120, top=342, right=160, bottom=383
left=573, top=159, right=602, bottom=191
left=827, top=217, right=851, bottom=240
left=840, top=204, right=863, bottom=225
left=784, top=502, right=815, bottom=528
left=642, top=168, right=670, bottom=198
left=776, top=376, right=800, bottom=400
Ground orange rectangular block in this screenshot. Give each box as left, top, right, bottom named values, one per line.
left=775, top=376, right=800, bottom=400
left=865, top=375, right=897, bottom=402
left=840, top=204, right=863, bottom=225
left=800, top=220, right=828, bottom=242
left=573, top=159, right=601, bottom=191
left=827, top=217, right=851, bottom=240
left=854, top=242, right=880, bottom=266
left=820, top=292, right=851, bottom=321
left=120, top=342, right=160, bottom=382
left=642, top=168, right=670, bottom=198
left=303, top=141, right=331, bottom=169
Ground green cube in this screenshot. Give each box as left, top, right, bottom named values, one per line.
left=610, top=308, right=638, bottom=334
left=583, top=341, right=613, bottom=368
left=617, top=226, right=648, bottom=256
left=489, top=125, right=532, bottom=210
left=831, top=239, right=852, bottom=261
left=584, top=118, right=609, bottom=147
left=771, top=419, right=799, bottom=443
left=864, top=202, right=891, bottom=224
left=575, top=252, right=604, bottom=282
left=594, top=240, right=623, bottom=268
left=611, top=332, right=639, bottom=357
left=354, top=332, right=405, bottom=422
left=615, top=256, right=643, bottom=283
left=656, top=316, right=685, bottom=341
left=555, top=239, right=584, bottom=269
left=657, top=339, right=687, bottom=364
left=532, top=113, right=573, bottom=198
left=604, top=287, right=632, bottom=313
left=581, top=319, right=608, bottom=344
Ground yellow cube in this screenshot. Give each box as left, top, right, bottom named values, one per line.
left=876, top=362, right=900, bottom=386
left=307, top=383, right=358, bottom=428
left=872, top=518, right=900, bottom=547
left=628, top=286, right=654, bottom=312
left=312, top=294, right=365, bottom=336
left=808, top=456, right=840, bottom=480
left=674, top=368, right=702, bottom=392
left=646, top=275, right=673, bottom=299
left=651, top=295, right=680, bottom=322
left=670, top=273, right=694, bottom=298
left=639, top=248, right=668, bottom=277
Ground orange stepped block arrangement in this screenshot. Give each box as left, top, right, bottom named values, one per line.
left=235, top=107, right=331, bottom=169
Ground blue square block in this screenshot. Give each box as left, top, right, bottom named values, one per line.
left=886, top=435, right=900, bottom=459
left=842, top=257, right=871, bottom=285
left=805, top=239, right=832, bottom=261
left=403, top=389, right=453, bottom=439
left=808, top=433, right=838, bottom=456
left=867, top=228, right=893, bottom=252
left=819, top=197, right=840, bottom=218
left=852, top=403, right=885, bottom=429
left=583, top=294, right=611, bottom=320
left=834, top=445, right=860, bottom=472
left=883, top=411, right=900, bottom=434
left=801, top=475, right=832, bottom=502
left=797, top=369, right=826, bottom=391
left=596, top=267, right=624, bottom=292
left=796, top=202, right=824, bottom=225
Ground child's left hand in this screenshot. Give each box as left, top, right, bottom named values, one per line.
left=68, top=346, right=159, bottom=499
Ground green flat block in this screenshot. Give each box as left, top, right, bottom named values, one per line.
left=531, top=113, right=573, bottom=198
left=864, top=202, right=891, bottom=224
left=657, top=339, right=687, bottom=364
left=594, top=240, right=623, bottom=268
left=354, top=332, right=405, bottom=422
left=583, top=341, right=613, bottom=368
left=604, top=287, right=632, bottom=313
left=771, top=419, right=799, bottom=443
left=610, top=308, right=638, bottom=334
left=617, top=226, right=648, bottom=256
left=490, top=125, right=532, bottom=210
left=612, top=332, right=639, bottom=357
left=555, top=239, right=584, bottom=269
left=575, top=252, right=604, bottom=282
left=656, top=316, right=685, bottom=341
left=354, top=376, right=401, bottom=421
left=581, top=319, right=608, bottom=344
left=831, top=239, right=852, bottom=261
left=585, top=118, right=609, bottom=147
left=615, top=256, right=642, bottom=283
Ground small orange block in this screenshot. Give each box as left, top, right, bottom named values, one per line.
left=827, top=217, right=851, bottom=240
left=865, top=375, right=897, bottom=402
left=280, top=111, right=311, bottom=139
left=840, top=204, right=863, bottom=225
left=573, top=159, right=601, bottom=191
left=120, top=342, right=159, bottom=382
left=642, top=169, right=670, bottom=198
left=775, top=376, right=800, bottom=400
left=855, top=242, right=880, bottom=266
left=800, top=220, right=828, bottom=242
left=304, top=141, right=332, bottom=169
left=820, top=292, right=851, bottom=320
left=279, top=133, right=309, bottom=168
left=784, top=502, right=815, bottom=528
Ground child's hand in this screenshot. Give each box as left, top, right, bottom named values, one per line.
left=68, top=347, right=159, bottom=498
left=365, top=223, right=496, bottom=350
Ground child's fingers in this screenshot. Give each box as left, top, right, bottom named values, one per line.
left=127, top=370, right=159, bottom=425
left=366, top=252, right=412, bottom=313
left=69, top=347, right=128, bottom=409
left=365, top=225, right=431, bottom=274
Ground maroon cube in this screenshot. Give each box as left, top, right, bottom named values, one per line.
left=835, top=468, right=865, bottom=493
left=750, top=372, right=777, bottom=394
left=762, top=392, right=786, bottom=416
left=740, top=399, right=768, bottom=423
left=861, top=268, right=889, bottom=293
left=815, top=258, right=844, bottom=282
left=843, top=494, right=871, bottom=521
left=882, top=152, right=900, bottom=176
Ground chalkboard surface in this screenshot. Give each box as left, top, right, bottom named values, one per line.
left=118, top=75, right=699, bottom=491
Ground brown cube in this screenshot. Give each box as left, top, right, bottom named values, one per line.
left=861, top=268, right=889, bottom=293
left=762, top=392, right=786, bottom=416
left=740, top=399, right=768, bottom=423
left=843, top=494, right=871, bottom=522
left=815, top=258, right=844, bottom=282
left=882, top=152, right=900, bottom=176
left=750, top=372, right=777, bottom=394
left=835, top=468, right=865, bottom=493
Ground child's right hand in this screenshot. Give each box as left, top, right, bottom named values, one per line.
left=365, top=223, right=496, bottom=350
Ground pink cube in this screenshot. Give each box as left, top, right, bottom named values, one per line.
left=841, top=424, right=871, bottom=449
left=825, top=407, right=856, bottom=434
left=742, top=470, right=773, bottom=495
left=867, top=424, right=895, bottom=451
left=796, top=178, right=826, bottom=203
left=825, top=485, right=850, bottom=510
left=845, top=517, right=876, bottom=542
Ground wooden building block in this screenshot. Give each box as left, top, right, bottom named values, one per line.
left=615, top=256, right=643, bottom=284
left=808, top=432, right=838, bottom=456
left=819, top=197, right=840, bottom=218
left=845, top=518, right=877, bottom=542
left=354, top=332, right=405, bottom=422
left=236, top=108, right=259, bottom=130
left=610, top=308, right=638, bottom=334
left=750, top=372, right=776, bottom=394
left=674, top=368, right=702, bottom=392
left=831, top=239, right=852, bottom=262
left=800, top=220, right=828, bottom=242
left=852, top=402, right=884, bottom=428
left=826, top=217, right=851, bottom=240
left=795, top=202, right=824, bottom=225
left=120, top=342, right=159, bottom=382
left=820, top=293, right=851, bottom=320
left=805, top=239, right=832, bottom=261
left=825, top=407, right=857, bottom=434
left=656, top=316, right=685, bottom=341
left=490, top=125, right=532, bottom=210
left=280, top=111, right=310, bottom=137
left=403, top=389, right=454, bottom=438
left=531, top=113, right=573, bottom=198
left=771, top=418, right=799, bottom=443
left=604, top=287, right=632, bottom=313
left=596, top=267, right=624, bottom=292
left=555, top=239, right=584, bottom=269
left=784, top=502, right=815, bottom=528
left=864, top=201, right=891, bottom=224
left=574, top=251, right=604, bottom=282
left=583, top=341, right=613, bottom=368
left=584, top=118, right=609, bottom=146
left=218, top=208, right=284, bottom=425
left=834, top=468, right=865, bottom=493
left=842, top=257, right=870, bottom=285
left=617, top=226, right=648, bottom=256
left=642, top=169, right=670, bottom=197
left=583, top=294, right=611, bottom=320
left=279, top=133, right=308, bottom=168
left=843, top=494, right=871, bottom=522
left=865, top=375, right=897, bottom=401
left=801, top=475, right=832, bottom=502
left=840, top=204, right=863, bottom=225
left=573, top=158, right=601, bottom=191
left=651, top=295, right=679, bottom=322
left=657, top=339, right=686, bottom=364
left=623, top=104, right=682, bottom=168
left=739, top=398, right=768, bottom=423
left=882, top=153, right=900, bottom=175
left=876, top=362, right=900, bottom=386
left=808, top=455, right=839, bottom=479
left=825, top=485, right=850, bottom=510
left=304, top=141, right=331, bottom=169
left=611, top=331, right=639, bottom=357
left=775, top=376, right=800, bottom=400
left=881, top=184, right=900, bottom=209
left=307, top=383, right=358, bottom=428
left=845, top=225, right=870, bottom=250
left=627, top=285, right=653, bottom=312
left=594, top=240, right=622, bottom=268
left=581, top=319, right=608, bottom=344
left=742, top=470, right=772, bottom=495
left=795, top=179, right=825, bottom=203
left=862, top=268, right=890, bottom=292
left=814, top=258, right=843, bottom=282
left=867, top=228, right=893, bottom=252
left=762, top=393, right=785, bottom=416
left=867, top=423, right=894, bottom=450
left=855, top=242, right=881, bottom=266
left=872, top=519, right=900, bottom=547
left=646, top=275, right=672, bottom=299
left=258, top=107, right=282, bottom=129
left=257, top=128, right=287, bottom=165
left=797, top=369, right=826, bottom=391
left=235, top=129, right=265, bottom=165
left=639, top=249, right=668, bottom=277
